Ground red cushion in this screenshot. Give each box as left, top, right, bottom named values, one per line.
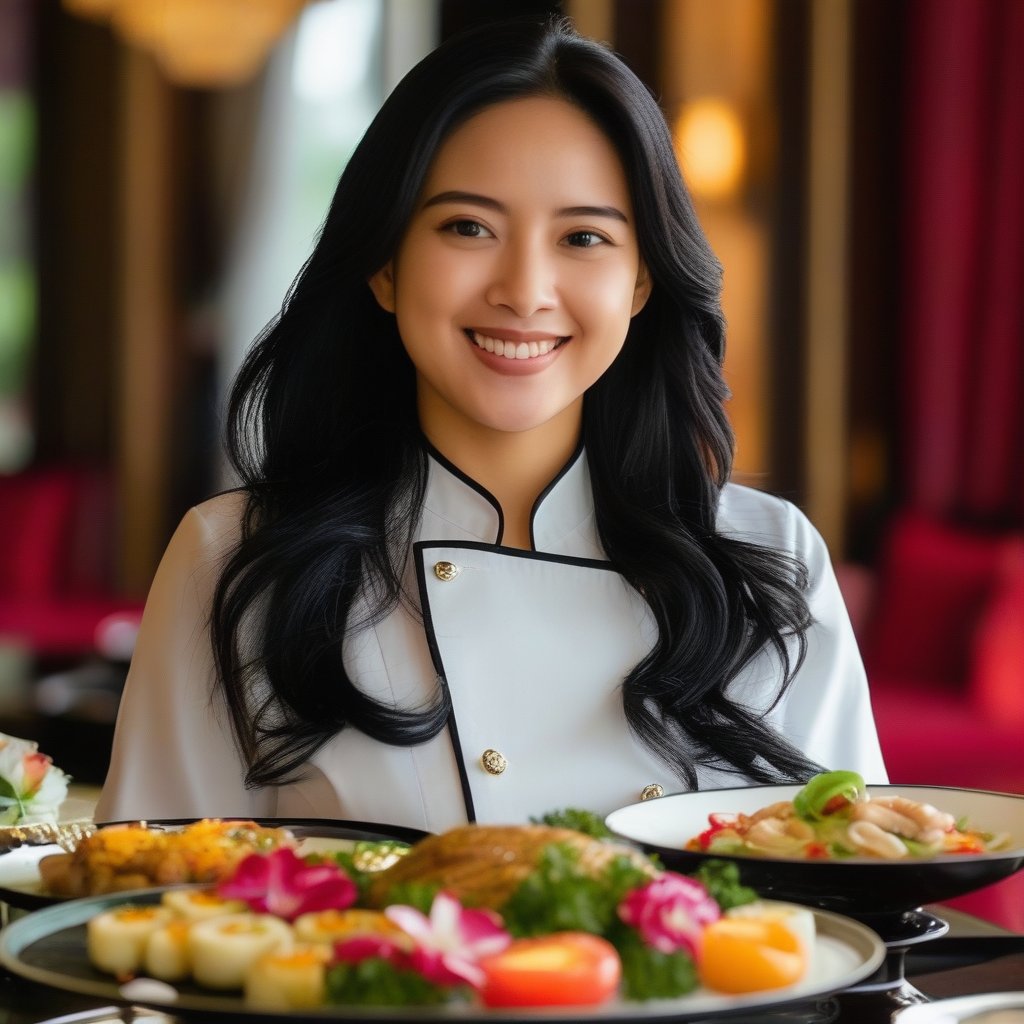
left=0, top=470, right=79, bottom=598
left=970, top=542, right=1024, bottom=726
left=942, top=872, right=1024, bottom=933
left=865, top=513, right=1010, bottom=688
left=0, top=596, right=142, bottom=657
left=871, top=677, right=1024, bottom=791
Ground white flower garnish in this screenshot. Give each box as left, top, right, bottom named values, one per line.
left=0, top=732, right=70, bottom=825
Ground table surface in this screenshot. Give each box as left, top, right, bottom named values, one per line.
left=1, top=905, right=1022, bottom=1024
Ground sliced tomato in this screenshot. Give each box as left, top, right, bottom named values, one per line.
left=478, top=932, right=621, bottom=1008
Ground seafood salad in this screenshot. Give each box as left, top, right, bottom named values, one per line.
left=687, top=772, right=1012, bottom=860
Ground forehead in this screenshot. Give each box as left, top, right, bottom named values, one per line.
left=421, top=96, right=633, bottom=207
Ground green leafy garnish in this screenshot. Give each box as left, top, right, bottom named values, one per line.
left=500, top=842, right=651, bottom=938
left=320, top=841, right=411, bottom=900
left=378, top=880, right=441, bottom=914
left=611, top=923, right=700, bottom=1000
left=532, top=808, right=614, bottom=839
left=691, top=859, right=757, bottom=910
left=325, top=959, right=456, bottom=1007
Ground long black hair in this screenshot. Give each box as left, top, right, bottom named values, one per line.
left=212, top=16, right=822, bottom=790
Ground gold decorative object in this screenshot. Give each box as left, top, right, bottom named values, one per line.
left=480, top=749, right=508, bottom=776
left=433, top=560, right=460, bottom=582
left=640, top=783, right=664, bottom=801
left=0, top=820, right=96, bottom=855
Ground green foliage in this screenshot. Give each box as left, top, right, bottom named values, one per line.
left=378, top=880, right=441, bottom=914
left=325, top=959, right=456, bottom=1007
left=533, top=808, right=614, bottom=839
left=691, top=859, right=758, bottom=910
left=500, top=842, right=650, bottom=938
left=320, top=841, right=412, bottom=902
left=612, top=923, right=700, bottom=1001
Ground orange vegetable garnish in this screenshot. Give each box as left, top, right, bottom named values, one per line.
left=112, top=907, right=163, bottom=922
left=699, top=918, right=806, bottom=994
left=478, top=932, right=621, bottom=1008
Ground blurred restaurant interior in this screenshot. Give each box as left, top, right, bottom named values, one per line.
left=0, top=0, right=1022, bottom=919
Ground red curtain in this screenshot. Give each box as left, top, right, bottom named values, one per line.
left=902, top=0, right=1024, bottom=527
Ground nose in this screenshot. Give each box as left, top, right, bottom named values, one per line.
left=484, top=236, right=557, bottom=317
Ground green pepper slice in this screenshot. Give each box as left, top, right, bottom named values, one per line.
left=793, top=770, right=866, bottom=822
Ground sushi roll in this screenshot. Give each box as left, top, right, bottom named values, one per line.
left=189, top=913, right=293, bottom=990
left=87, top=904, right=174, bottom=977
left=244, top=945, right=330, bottom=1010
left=292, top=908, right=408, bottom=947
left=161, top=887, right=246, bottom=920
left=144, top=919, right=193, bottom=981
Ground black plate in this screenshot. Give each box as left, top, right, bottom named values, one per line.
left=605, top=785, right=1024, bottom=931
left=0, top=818, right=429, bottom=912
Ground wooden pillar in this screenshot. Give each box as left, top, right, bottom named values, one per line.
left=115, top=47, right=178, bottom=596
left=804, top=0, right=852, bottom=555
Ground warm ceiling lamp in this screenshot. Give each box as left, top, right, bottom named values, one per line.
left=674, top=97, right=747, bottom=201
left=62, top=0, right=307, bottom=88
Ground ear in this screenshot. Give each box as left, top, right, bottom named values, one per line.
left=368, top=262, right=396, bottom=313
left=631, top=262, right=652, bottom=316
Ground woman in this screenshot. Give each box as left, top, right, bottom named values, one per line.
left=96, top=18, right=886, bottom=829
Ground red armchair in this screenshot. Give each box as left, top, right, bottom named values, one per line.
left=0, top=467, right=144, bottom=661
left=840, top=511, right=1024, bottom=931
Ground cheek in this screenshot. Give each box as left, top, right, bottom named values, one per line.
left=571, top=266, right=642, bottom=333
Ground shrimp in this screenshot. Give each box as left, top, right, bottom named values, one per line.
left=846, top=820, right=909, bottom=859
left=746, top=801, right=798, bottom=826
left=850, top=800, right=922, bottom=839
left=870, top=796, right=956, bottom=834
left=746, top=816, right=815, bottom=852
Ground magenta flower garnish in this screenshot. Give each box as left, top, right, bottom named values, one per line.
left=217, top=848, right=356, bottom=920
left=618, top=872, right=721, bottom=957
left=333, top=935, right=410, bottom=966
left=384, top=891, right=511, bottom=988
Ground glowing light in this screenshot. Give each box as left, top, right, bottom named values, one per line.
left=61, top=0, right=307, bottom=88
left=674, top=97, right=747, bottom=201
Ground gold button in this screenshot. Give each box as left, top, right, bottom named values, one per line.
left=640, top=783, right=664, bottom=801
left=481, top=749, right=507, bottom=775
left=433, top=560, right=460, bottom=581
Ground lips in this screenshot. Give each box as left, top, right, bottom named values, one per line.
left=467, top=330, right=569, bottom=361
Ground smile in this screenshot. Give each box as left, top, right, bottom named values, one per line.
left=467, top=331, right=569, bottom=360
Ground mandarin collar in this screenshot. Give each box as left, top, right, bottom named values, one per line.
left=420, top=444, right=601, bottom=555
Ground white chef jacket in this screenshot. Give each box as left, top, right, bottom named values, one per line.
left=96, top=447, right=887, bottom=830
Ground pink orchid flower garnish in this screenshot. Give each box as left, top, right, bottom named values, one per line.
left=384, top=891, right=511, bottom=988
left=618, top=872, right=720, bottom=958
left=217, top=848, right=356, bottom=920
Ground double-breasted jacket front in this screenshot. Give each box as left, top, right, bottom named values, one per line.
left=96, top=448, right=887, bottom=829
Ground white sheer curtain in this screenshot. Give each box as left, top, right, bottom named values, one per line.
left=217, top=0, right=438, bottom=483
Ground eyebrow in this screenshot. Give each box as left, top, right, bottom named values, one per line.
left=421, top=190, right=629, bottom=223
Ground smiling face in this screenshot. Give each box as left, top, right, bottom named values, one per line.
left=369, top=95, right=651, bottom=457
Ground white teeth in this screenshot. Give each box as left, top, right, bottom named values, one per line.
left=471, top=333, right=560, bottom=360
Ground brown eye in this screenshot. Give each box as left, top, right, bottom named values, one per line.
left=445, top=219, right=490, bottom=238
left=565, top=230, right=606, bottom=248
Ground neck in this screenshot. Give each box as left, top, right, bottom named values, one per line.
left=420, top=405, right=582, bottom=550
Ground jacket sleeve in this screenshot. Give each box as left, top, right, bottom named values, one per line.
left=775, top=506, right=889, bottom=783
left=94, top=496, right=276, bottom=822
left=718, top=487, right=889, bottom=784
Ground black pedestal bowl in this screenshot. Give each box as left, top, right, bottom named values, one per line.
left=605, top=784, right=1024, bottom=941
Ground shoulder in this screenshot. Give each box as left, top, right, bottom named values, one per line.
left=157, top=490, right=248, bottom=584
left=716, top=483, right=825, bottom=560
left=186, top=490, right=248, bottom=547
